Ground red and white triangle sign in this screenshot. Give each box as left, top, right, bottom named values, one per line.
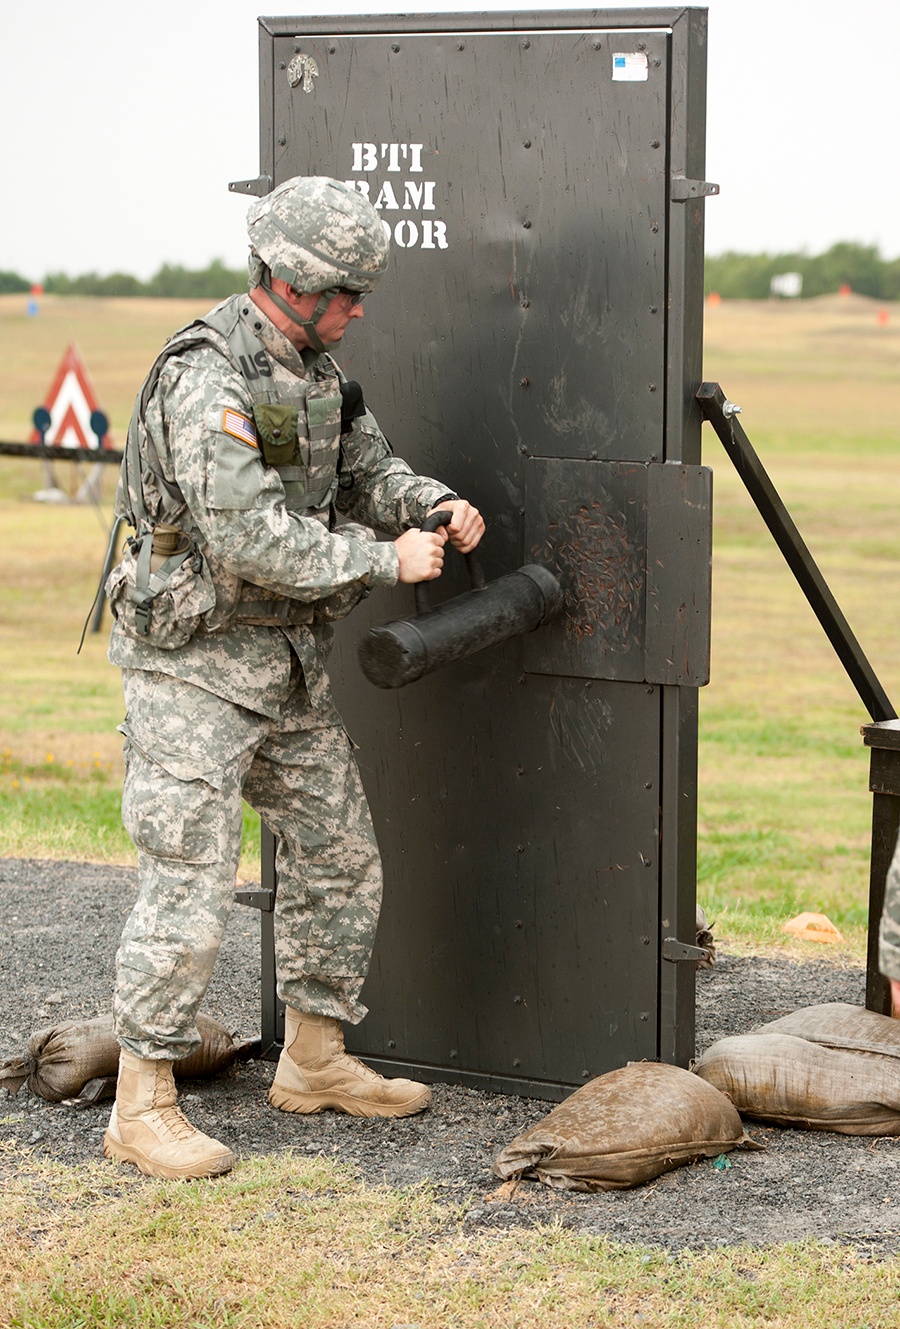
left=29, top=343, right=111, bottom=450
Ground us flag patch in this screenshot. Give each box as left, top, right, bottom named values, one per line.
left=222, top=409, right=258, bottom=448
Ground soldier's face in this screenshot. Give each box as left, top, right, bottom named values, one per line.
left=312, top=289, right=366, bottom=345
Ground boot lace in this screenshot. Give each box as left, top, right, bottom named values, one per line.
left=152, top=1103, right=200, bottom=1142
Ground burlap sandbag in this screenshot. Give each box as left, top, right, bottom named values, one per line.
left=0, top=1012, right=252, bottom=1103
left=492, top=1061, right=758, bottom=1192
left=693, top=1003, right=900, bottom=1134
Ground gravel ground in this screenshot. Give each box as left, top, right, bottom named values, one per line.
left=3, top=856, right=899, bottom=1255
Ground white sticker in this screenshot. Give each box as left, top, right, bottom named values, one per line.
left=612, top=52, right=649, bottom=82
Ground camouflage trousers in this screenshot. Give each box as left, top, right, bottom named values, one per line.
left=114, top=666, right=382, bottom=1060
left=880, top=829, right=900, bottom=980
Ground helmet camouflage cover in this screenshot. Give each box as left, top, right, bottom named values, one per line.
left=247, top=176, right=390, bottom=295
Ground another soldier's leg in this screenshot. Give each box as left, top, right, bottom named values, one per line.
left=244, top=680, right=430, bottom=1117
left=106, top=670, right=265, bottom=1177
left=880, top=828, right=900, bottom=1017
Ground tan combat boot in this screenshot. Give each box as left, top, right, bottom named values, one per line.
left=268, top=1008, right=431, bottom=1118
left=103, top=1049, right=233, bottom=1180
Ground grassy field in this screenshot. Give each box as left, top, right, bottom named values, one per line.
left=2, top=292, right=900, bottom=1326
left=699, top=294, right=900, bottom=955
left=4, top=1151, right=900, bottom=1329
left=1, top=290, right=898, bottom=949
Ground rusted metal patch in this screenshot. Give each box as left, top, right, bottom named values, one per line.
left=524, top=458, right=711, bottom=685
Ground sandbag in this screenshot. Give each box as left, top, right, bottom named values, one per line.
left=492, top=1061, right=758, bottom=1192
left=0, top=1012, right=254, bottom=1104
left=693, top=1003, right=900, bottom=1135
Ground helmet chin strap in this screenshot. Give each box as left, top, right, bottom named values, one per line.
left=260, top=270, right=337, bottom=353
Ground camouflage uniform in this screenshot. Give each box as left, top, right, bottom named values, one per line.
left=880, top=833, right=900, bottom=980
left=108, top=274, right=449, bottom=1060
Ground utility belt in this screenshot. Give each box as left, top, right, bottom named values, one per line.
left=107, top=519, right=371, bottom=649
left=106, top=523, right=315, bottom=649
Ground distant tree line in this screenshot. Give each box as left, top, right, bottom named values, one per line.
left=2, top=243, right=898, bottom=301
left=705, top=242, right=900, bottom=300
left=0, top=259, right=246, bottom=299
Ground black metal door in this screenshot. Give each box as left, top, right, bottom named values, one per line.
left=248, top=9, right=712, bottom=1098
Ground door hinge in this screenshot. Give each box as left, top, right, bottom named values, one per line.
left=662, top=936, right=708, bottom=963
left=234, top=886, right=275, bottom=912
left=228, top=175, right=274, bottom=198
left=670, top=176, right=719, bottom=202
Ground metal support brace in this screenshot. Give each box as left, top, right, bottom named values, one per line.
left=698, top=381, right=897, bottom=1015
left=234, top=822, right=283, bottom=1059
left=697, top=382, right=895, bottom=724
left=861, top=722, right=900, bottom=1015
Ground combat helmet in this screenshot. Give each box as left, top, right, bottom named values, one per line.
left=247, top=176, right=389, bottom=352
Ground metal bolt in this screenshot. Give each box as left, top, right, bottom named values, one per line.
left=651, top=139, right=660, bottom=149
left=520, top=377, right=530, bottom=388
left=649, top=383, right=657, bottom=392
left=278, top=61, right=286, bottom=70
left=388, top=1039, right=396, bottom=1049
left=640, top=1012, right=650, bottom=1021
left=590, top=450, right=598, bottom=460
left=277, top=136, right=286, bottom=146
left=514, top=919, right=523, bottom=929
left=652, top=58, right=661, bottom=67
left=651, top=222, right=659, bottom=233
left=513, top=1058, right=522, bottom=1068
left=646, top=686, right=654, bottom=694
left=644, top=781, right=653, bottom=789
left=391, top=42, right=400, bottom=53
left=521, top=298, right=530, bottom=308
left=457, top=41, right=465, bottom=50
left=328, top=45, right=336, bottom=54
left=523, top=219, right=532, bottom=229
left=582, top=1069, right=590, bottom=1078
left=523, top=140, right=532, bottom=149
left=641, top=936, right=651, bottom=945
left=592, top=39, right=602, bottom=50
left=516, top=844, right=525, bottom=853
left=722, top=400, right=743, bottom=418
left=514, top=995, right=522, bottom=1004
left=649, top=452, right=658, bottom=461
left=450, top=1049, right=458, bottom=1058
left=521, top=39, right=531, bottom=49
left=650, top=305, right=658, bottom=314
left=637, top=40, right=646, bottom=51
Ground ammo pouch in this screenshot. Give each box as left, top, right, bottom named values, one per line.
left=105, top=526, right=216, bottom=650
left=252, top=403, right=298, bottom=467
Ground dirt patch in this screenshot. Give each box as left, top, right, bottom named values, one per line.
left=2, top=856, right=898, bottom=1255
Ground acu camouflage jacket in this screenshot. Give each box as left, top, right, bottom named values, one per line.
left=107, top=294, right=449, bottom=713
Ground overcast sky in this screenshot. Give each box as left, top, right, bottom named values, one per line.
left=2, top=0, right=898, bottom=280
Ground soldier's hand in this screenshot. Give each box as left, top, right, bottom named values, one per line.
left=426, top=499, right=485, bottom=553
left=395, top=527, right=447, bottom=583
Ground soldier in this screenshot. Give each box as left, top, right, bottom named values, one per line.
left=102, top=176, right=484, bottom=1180
left=880, top=836, right=900, bottom=1017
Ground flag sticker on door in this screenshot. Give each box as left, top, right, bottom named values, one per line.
left=612, top=52, right=649, bottom=81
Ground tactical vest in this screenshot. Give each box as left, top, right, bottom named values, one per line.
left=111, top=295, right=353, bottom=643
